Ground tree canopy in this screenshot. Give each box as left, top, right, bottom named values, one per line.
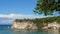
left=33, top=0, right=60, bottom=16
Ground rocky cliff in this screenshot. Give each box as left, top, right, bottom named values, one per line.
left=11, top=21, right=38, bottom=29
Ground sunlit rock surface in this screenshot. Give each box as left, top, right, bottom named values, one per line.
left=12, top=21, right=38, bottom=29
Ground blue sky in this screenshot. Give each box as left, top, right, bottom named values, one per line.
left=0, top=0, right=59, bottom=24
left=0, top=0, right=59, bottom=17
left=0, top=0, right=42, bottom=24
left=0, top=0, right=48, bottom=19
left=0, top=0, right=37, bottom=14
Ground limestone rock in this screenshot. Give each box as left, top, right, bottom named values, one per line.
left=11, top=21, right=38, bottom=30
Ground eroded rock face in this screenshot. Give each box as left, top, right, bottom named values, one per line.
left=11, top=21, right=38, bottom=29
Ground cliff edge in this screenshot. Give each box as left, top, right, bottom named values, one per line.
left=11, top=21, right=38, bottom=30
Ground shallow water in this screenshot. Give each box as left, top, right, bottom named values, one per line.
left=48, top=30, right=59, bottom=34
left=0, top=29, right=48, bottom=34
left=0, top=25, right=60, bottom=34
left=0, top=29, right=60, bottom=34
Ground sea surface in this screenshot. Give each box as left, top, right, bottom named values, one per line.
left=0, top=25, right=60, bottom=34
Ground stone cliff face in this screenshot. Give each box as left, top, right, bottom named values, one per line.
left=11, top=21, right=38, bottom=29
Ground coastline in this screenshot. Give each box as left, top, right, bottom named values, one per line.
left=11, top=16, right=60, bottom=30
left=11, top=21, right=38, bottom=30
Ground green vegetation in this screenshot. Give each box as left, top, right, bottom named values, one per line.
left=33, top=0, right=60, bottom=16
left=14, top=16, right=60, bottom=29
left=33, top=0, right=60, bottom=29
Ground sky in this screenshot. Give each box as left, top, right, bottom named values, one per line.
left=0, top=0, right=36, bottom=14
left=0, top=0, right=59, bottom=24
left=0, top=0, right=44, bottom=18
left=0, top=0, right=41, bottom=24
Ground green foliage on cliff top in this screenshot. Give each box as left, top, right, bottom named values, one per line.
left=14, top=16, right=60, bottom=29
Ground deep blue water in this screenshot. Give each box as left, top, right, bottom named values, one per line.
left=0, top=25, right=59, bottom=34
left=0, top=25, right=12, bottom=30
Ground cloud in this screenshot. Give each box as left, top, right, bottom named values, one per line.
left=0, top=14, right=16, bottom=18
left=0, top=17, right=13, bottom=24
left=0, top=19, right=13, bottom=24
left=0, top=14, right=53, bottom=24
left=0, top=14, right=49, bottom=19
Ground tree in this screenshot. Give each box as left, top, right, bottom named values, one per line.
left=33, top=0, right=60, bottom=16
left=56, top=16, right=60, bottom=23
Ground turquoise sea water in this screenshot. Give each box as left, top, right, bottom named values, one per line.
left=0, top=25, right=59, bottom=34
left=0, top=29, right=48, bottom=34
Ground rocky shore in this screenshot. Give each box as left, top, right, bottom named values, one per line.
left=11, top=21, right=38, bottom=30
left=11, top=16, right=60, bottom=30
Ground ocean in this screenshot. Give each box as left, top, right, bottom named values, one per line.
left=0, top=25, right=59, bottom=34
left=0, top=25, right=12, bottom=30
